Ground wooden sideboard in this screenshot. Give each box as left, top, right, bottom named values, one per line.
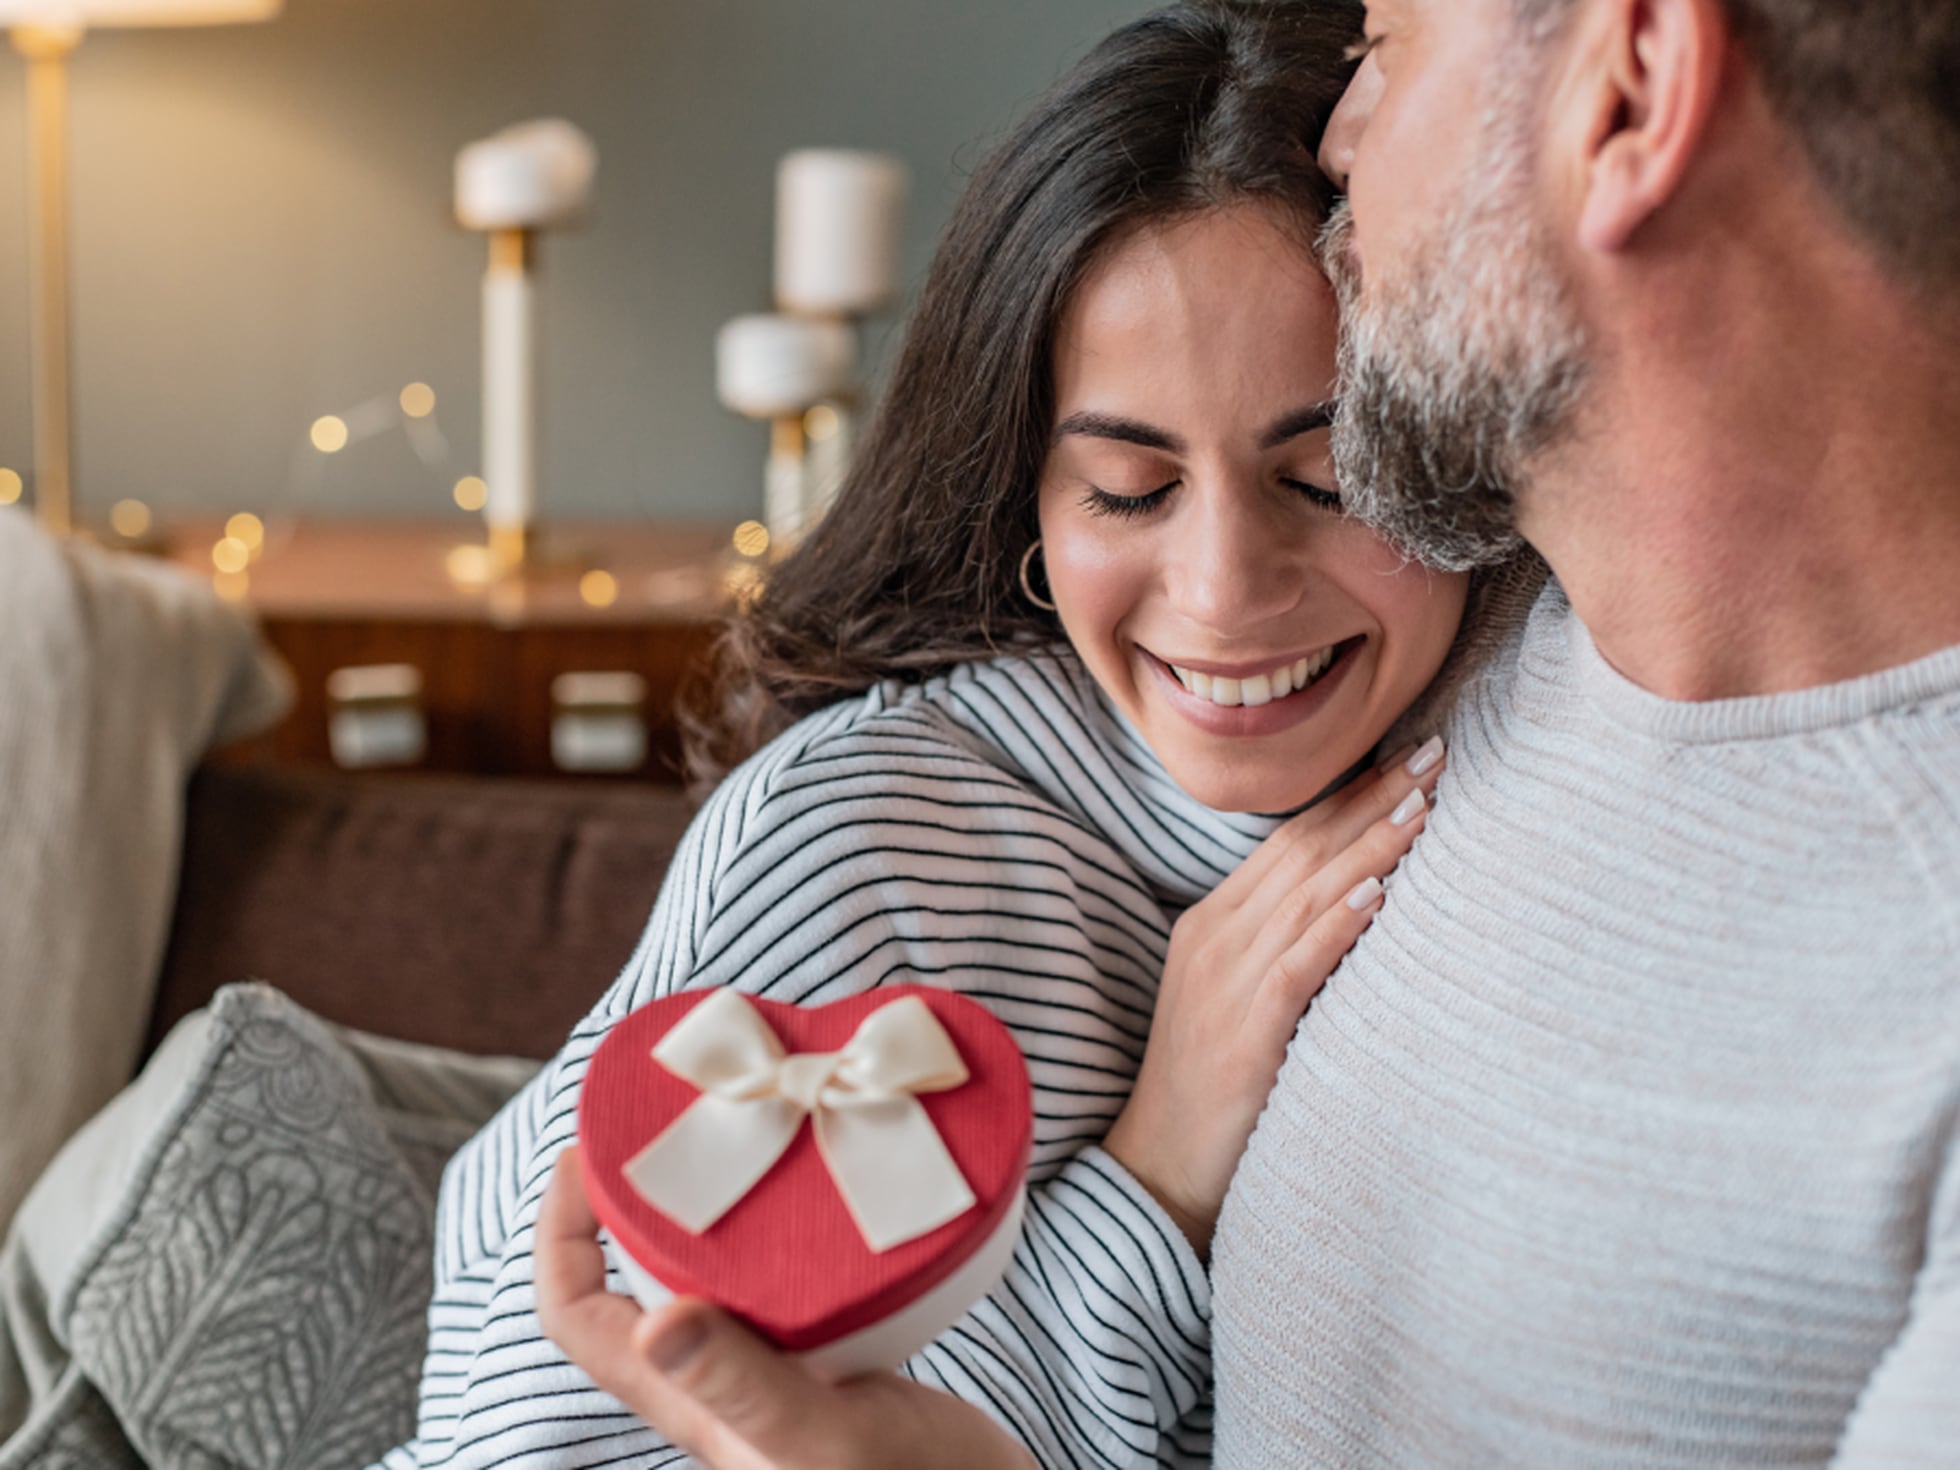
left=165, top=520, right=743, bottom=782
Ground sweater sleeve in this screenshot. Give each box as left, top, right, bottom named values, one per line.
left=394, top=705, right=1211, bottom=1470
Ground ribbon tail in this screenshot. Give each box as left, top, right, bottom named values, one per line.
left=817, top=1096, right=978, bottom=1253
left=624, top=1094, right=804, bottom=1234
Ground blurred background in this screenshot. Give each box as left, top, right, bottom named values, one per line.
left=0, top=0, right=1153, bottom=526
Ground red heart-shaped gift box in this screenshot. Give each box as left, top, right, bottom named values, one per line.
left=579, top=985, right=1032, bottom=1378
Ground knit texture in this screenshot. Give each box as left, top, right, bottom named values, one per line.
left=1212, top=585, right=1960, bottom=1468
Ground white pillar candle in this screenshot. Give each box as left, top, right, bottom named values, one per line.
left=774, top=150, right=908, bottom=317
left=483, top=233, right=536, bottom=539
left=716, top=314, right=857, bottom=420
left=456, top=119, right=597, bottom=231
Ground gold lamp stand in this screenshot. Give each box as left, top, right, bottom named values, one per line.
left=12, top=22, right=79, bottom=536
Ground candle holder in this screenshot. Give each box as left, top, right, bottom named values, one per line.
left=715, top=150, right=908, bottom=557
left=455, top=119, right=598, bottom=579
left=716, top=314, right=857, bottom=553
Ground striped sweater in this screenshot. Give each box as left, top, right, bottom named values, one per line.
left=385, top=650, right=1284, bottom=1470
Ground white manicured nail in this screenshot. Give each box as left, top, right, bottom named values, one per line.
left=1391, top=789, right=1427, bottom=826
left=1345, top=876, right=1384, bottom=911
left=1405, top=736, right=1445, bottom=777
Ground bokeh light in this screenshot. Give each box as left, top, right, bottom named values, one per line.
left=805, top=404, right=842, bottom=442
left=732, top=520, right=771, bottom=559
left=111, top=499, right=152, bottom=538
left=0, top=469, right=21, bottom=506
left=400, top=382, right=437, bottom=418
left=445, top=544, right=495, bottom=586
left=579, top=569, right=620, bottom=608
left=212, top=537, right=251, bottom=575
left=225, top=512, right=265, bottom=557
left=311, top=415, right=350, bottom=453
left=453, top=475, right=488, bottom=512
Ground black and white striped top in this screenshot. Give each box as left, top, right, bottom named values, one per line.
left=383, top=650, right=1285, bottom=1470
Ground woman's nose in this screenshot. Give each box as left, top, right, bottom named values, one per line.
left=1319, top=53, right=1384, bottom=191
left=1170, top=488, right=1305, bottom=633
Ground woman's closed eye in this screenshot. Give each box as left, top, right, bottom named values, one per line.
left=1080, top=477, right=1344, bottom=519
left=1286, top=478, right=1345, bottom=512
left=1081, top=483, right=1178, bottom=519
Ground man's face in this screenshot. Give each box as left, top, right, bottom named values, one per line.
left=1317, top=0, right=1592, bottom=571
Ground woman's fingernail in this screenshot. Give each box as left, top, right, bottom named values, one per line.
left=1391, top=789, right=1427, bottom=826
left=1405, top=736, right=1445, bottom=777
left=646, top=1312, right=710, bottom=1375
left=1345, top=876, right=1385, bottom=911
left=1377, top=743, right=1417, bottom=772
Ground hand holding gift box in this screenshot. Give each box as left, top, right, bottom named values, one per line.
left=578, top=987, right=1032, bottom=1380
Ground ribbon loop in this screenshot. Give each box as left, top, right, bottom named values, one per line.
left=622, top=990, right=978, bottom=1253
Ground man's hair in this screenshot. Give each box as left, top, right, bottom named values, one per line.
left=1521, top=0, right=1960, bottom=288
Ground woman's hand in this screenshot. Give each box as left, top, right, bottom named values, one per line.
left=536, top=1148, right=1038, bottom=1470
left=1102, top=736, right=1444, bottom=1256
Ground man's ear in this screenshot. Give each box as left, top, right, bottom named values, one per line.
left=1566, top=0, right=1730, bottom=253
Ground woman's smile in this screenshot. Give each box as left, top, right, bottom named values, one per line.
left=1140, top=637, right=1365, bottom=741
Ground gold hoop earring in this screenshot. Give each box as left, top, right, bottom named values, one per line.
left=1018, top=541, right=1058, bottom=613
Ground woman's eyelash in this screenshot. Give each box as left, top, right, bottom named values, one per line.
left=1287, top=479, right=1345, bottom=512
left=1082, top=480, right=1344, bottom=518
left=1082, top=485, right=1175, bottom=519
left=1343, top=34, right=1381, bottom=62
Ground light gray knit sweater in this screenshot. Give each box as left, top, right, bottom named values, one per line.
left=1213, top=584, right=1960, bottom=1468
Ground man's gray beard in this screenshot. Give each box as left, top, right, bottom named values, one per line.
left=1319, top=112, right=1592, bottom=572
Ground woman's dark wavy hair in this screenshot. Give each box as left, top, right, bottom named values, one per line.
left=682, top=0, right=1365, bottom=793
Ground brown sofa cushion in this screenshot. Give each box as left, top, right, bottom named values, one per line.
left=150, top=765, right=696, bottom=1060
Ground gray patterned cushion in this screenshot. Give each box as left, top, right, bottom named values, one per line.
left=0, top=984, right=537, bottom=1470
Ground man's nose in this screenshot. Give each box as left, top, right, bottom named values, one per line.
left=1318, top=54, right=1384, bottom=191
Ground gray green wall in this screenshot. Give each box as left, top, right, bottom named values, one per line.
left=0, top=0, right=1154, bottom=525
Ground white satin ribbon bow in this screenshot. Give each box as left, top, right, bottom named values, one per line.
left=622, top=989, right=979, bottom=1253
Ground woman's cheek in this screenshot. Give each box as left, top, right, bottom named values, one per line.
left=1371, top=558, right=1471, bottom=689
left=1043, top=518, right=1141, bottom=625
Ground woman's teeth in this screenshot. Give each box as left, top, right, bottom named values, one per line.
left=1168, top=648, right=1337, bottom=708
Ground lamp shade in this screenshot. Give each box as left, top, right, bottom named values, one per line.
left=0, top=0, right=279, bottom=26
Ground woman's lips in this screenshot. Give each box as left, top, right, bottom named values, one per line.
left=1144, top=637, right=1364, bottom=738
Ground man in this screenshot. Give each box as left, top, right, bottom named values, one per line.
left=538, top=0, right=1960, bottom=1463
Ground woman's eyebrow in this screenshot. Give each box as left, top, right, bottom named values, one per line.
left=1051, top=403, right=1333, bottom=452
left=1052, top=412, right=1185, bottom=452
left=1259, top=402, right=1336, bottom=448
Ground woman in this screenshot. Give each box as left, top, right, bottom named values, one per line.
left=389, top=4, right=1471, bottom=1467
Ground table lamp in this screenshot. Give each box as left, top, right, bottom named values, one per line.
left=0, top=0, right=283, bottom=536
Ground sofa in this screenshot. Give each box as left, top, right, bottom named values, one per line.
left=149, top=761, right=697, bottom=1063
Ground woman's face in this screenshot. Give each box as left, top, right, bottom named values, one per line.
left=1038, top=203, right=1468, bottom=813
